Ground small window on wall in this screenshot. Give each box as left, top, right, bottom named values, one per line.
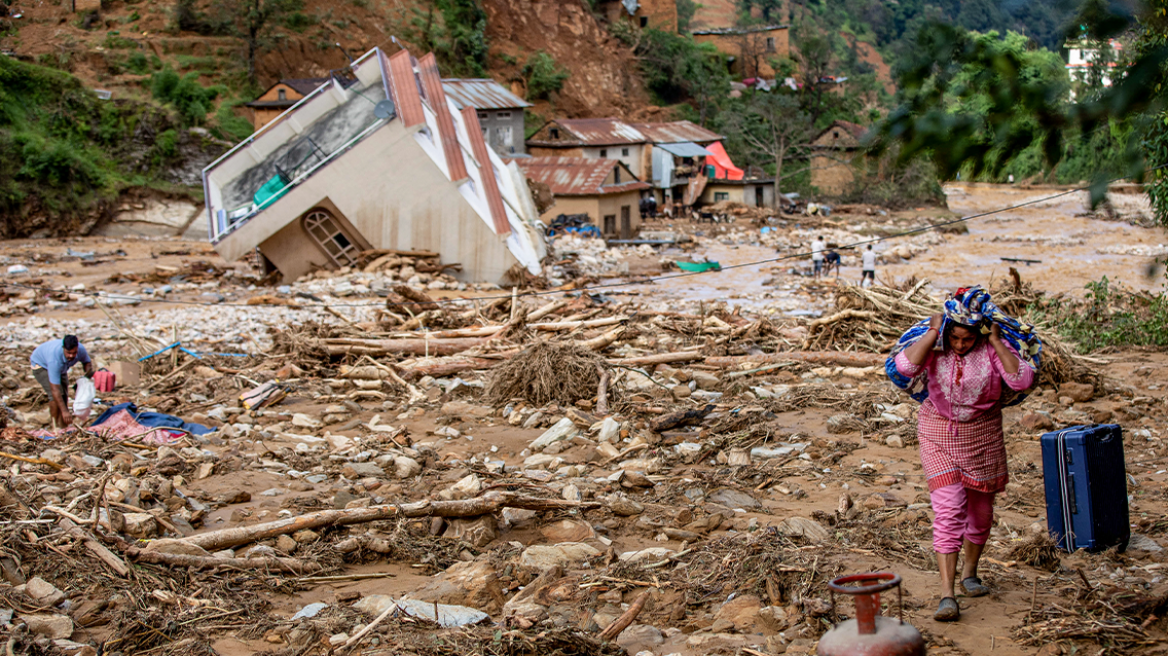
left=497, top=111, right=511, bottom=119
left=604, top=215, right=617, bottom=235
left=478, top=112, right=489, bottom=121
left=640, top=16, right=648, bottom=27
left=766, top=37, right=776, bottom=52
left=622, top=147, right=629, bottom=157
left=303, top=209, right=360, bottom=267
left=614, top=167, right=621, bottom=183
left=715, top=192, right=729, bottom=201
left=277, top=89, right=287, bottom=101
left=600, top=149, right=607, bottom=158
left=550, top=128, right=560, bottom=139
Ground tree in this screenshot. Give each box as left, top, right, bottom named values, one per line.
left=636, top=30, right=731, bottom=126
left=214, top=0, right=304, bottom=84
left=677, top=0, right=699, bottom=33
left=718, top=91, right=816, bottom=198
left=794, top=32, right=838, bottom=128
left=874, top=1, right=1168, bottom=222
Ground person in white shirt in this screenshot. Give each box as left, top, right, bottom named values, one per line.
left=862, top=244, right=877, bottom=287
left=811, top=236, right=826, bottom=278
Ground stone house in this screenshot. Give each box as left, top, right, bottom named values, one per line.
left=809, top=120, right=867, bottom=196
left=597, top=0, right=678, bottom=32
left=692, top=25, right=790, bottom=79
left=244, top=78, right=330, bottom=132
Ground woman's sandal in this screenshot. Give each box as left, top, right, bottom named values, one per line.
left=962, top=576, right=990, bottom=597
left=934, top=597, right=960, bottom=622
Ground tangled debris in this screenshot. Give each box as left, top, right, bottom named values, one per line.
left=0, top=227, right=1165, bottom=656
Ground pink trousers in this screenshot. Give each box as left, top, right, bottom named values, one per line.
left=929, top=483, right=995, bottom=553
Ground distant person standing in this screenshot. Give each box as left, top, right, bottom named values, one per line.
left=811, top=235, right=826, bottom=279
left=862, top=245, right=877, bottom=287
left=30, top=335, right=94, bottom=428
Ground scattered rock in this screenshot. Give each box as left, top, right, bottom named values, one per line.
left=519, top=543, right=601, bottom=570
left=23, top=577, right=66, bottom=606
left=708, top=489, right=758, bottom=510
left=616, top=624, right=664, bottom=650
left=530, top=417, right=579, bottom=451
left=1021, top=412, right=1055, bottom=431
left=540, top=519, right=594, bottom=543
left=609, top=498, right=645, bottom=516
left=714, top=594, right=762, bottom=632
left=20, top=614, right=73, bottom=640
left=342, top=462, right=384, bottom=478
left=776, top=517, right=830, bottom=542
left=885, top=435, right=905, bottom=448
left=1059, top=382, right=1094, bottom=403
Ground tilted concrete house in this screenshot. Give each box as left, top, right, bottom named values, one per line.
left=202, top=48, right=546, bottom=284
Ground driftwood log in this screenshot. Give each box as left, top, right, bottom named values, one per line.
left=705, top=351, right=884, bottom=368
left=599, top=589, right=653, bottom=641
left=126, top=546, right=322, bottom=574
left=610, top=351, right=704, bottom=367
left=178, top=491, right=600, bottom=552
left=650, top=404, right=716, bottom=432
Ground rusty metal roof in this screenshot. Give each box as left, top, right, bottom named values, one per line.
left=528, top=118, right=722, bottom=146
left=442, top=78, right=532, bottom=110
left=514, top=157, right=650, bottom=196
left=536, top=118, right=648, bottom=146
left=633, top=120, right=723, bottom=144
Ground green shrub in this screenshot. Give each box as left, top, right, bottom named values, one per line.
left=102, top=32, right=138, bottom=49
left=150, top=67, right=221, bottom=125
left=283, top=11, right=312, bottom=32
left=1040, top=277, right=1168, bottom=352
left=523, top=52, right=569, bottom=101
left=126, top=51, right=151, bottom=75
left=214, top=102, right=254, bottom=142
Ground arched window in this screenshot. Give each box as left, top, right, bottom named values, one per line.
left=302, top=209, right=359, bottom=267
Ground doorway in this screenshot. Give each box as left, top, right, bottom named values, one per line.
left=620, top=205, right=631, bottom=239
left=755, top=186, right=765, bottom=207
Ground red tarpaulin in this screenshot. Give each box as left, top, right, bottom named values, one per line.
left=707, top=141, right=744, bottom=181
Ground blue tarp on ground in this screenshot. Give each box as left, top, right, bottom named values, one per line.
left=91, top=402, right=215, bottom=435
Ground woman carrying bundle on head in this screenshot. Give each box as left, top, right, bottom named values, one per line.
left=887, top=286, right=1040, bottom=622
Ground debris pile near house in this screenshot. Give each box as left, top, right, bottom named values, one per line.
left=0, top=236, right=1165, bottom=656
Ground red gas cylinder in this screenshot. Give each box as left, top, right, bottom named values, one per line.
left=816, top=573, right=925, bottom=656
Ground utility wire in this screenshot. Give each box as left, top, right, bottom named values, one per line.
left=1, top=172, right=1157, bottom=312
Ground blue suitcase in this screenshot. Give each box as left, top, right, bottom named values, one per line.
left=1041, top=424, right=1129, bottom=552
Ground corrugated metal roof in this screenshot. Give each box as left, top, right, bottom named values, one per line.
left=528, top=118, right=723, bottom=146
left=634, top=120, right=723, bottom=144
left=442, top=78, right=532, bottom=110
left=542, top=119, right=648, bottom=146
left=514, top=157, right=650, bottom=196
left=281, top=77, right=330, bottom=95
left=692, top=24, right=787, bottom=35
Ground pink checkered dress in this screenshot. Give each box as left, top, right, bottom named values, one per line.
left=895, top=341, right=1033, bottom=493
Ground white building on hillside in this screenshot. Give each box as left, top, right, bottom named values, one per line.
left=1065, top=37, right=1124, bottom=99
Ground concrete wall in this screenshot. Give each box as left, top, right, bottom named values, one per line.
left=529, top=146, right=586, bottom=158
left=477, top=108, right=526, bottom=156
left=694, top=28, right=790, bottom=78
left=700, top=182, right=775, bottom=207
left=538, top=191, right=642, bottom=238
left=215, top=121, right=519, bottom=284
left=583, top=145, right=645, bottom=179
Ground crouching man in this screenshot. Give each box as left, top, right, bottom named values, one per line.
left=30, top=335, right=94, bottom=428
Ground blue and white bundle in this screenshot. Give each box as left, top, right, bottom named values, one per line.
left=885, top=286, right=1042, bottom=406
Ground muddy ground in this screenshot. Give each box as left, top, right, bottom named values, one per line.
left=0, top=184, right=1166, bottom=656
